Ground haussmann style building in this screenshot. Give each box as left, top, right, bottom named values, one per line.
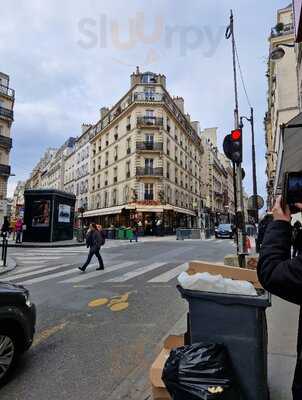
left=84, top=68, right=206, bottom=233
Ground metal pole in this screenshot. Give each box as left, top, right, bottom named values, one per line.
left=229, top=10, right=246, bottom=266
left=250, top=107, right=258, bottom=223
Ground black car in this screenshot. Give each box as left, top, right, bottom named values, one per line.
left=0, top=282, right=36, bottom=385
left=215, top=223, right=234, bottom=239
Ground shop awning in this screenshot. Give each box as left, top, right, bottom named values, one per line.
left=83, top=205, right=124, bottom=218
left=134, top=205, right=164, bottom=213
left=165, top=205, right=196, bottom=216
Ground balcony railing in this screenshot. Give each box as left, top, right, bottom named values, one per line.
left=0, top=135, right=12, bottom=149
left=0, top=84, right=15, bottom=99
left=136, top=142, right=163, bottom=151
left=136, top=167, right=163, bottom=177
left=137, top=116, right=163, bottom=127
left=133, top=92, right=164, bottom=102
left=0, top=107, right=13, bottom=121
left=0, top=164, right=11, bottom=176
left=271, top=23, right=294, bottom=38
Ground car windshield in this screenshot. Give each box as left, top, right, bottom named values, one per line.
left=218, top=224, right=231, bottom=230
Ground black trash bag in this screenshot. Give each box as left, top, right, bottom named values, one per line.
left=162, top=342, right=240, bottom=400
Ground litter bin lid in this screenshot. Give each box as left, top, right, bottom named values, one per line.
left=177, top=285, right=271, bottom=308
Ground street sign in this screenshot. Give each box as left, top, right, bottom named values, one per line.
left=248, top=195, right=264, bottom=210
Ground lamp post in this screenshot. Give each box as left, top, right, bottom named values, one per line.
left=269, top=43, right=295, bottom=60
left=240, top=108, right=258, bottom=222
left=78, top=206, right=85, bottom=242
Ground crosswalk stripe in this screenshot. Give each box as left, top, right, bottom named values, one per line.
left=1, top=264, right=72, bottom=282
left=10, top=263, right=63, bottom=275
left=15, top=256, right=61, bottom=261
left=105, top=262, right=166, bottom=283
left=18, top=265, right=91, bottom=285
left=59, top=261, right=138, bottom=283
left=148, top=263, right=188, bottom=283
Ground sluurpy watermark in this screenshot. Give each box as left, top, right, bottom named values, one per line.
left=77, top=12, right=225, bottom=65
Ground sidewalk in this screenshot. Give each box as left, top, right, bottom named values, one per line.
left=0, top=256, right=16, bottom=275
left=5, top=238, right=85, bottom=248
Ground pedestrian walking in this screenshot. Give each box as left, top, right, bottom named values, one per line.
left=15, top=218, right=23, bottom=244
left=1, top=217, right=10, bottom=239
left=130, top=223, right=138, bottom=243
left=78, top=223, right=105, bottom=272
left=258, top=196, right=302, bottom=399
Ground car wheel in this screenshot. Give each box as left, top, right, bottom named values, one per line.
left=0, top=330, right=17, bottom=385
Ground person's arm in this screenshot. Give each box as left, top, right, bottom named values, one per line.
left=86, top=231, right=92, bottom=247
left=258, top=197, right=302, bottom=305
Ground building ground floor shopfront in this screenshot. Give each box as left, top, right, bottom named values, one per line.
left=83, top=203, right=198, bottom=235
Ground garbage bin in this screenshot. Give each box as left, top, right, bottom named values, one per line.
left=117, top=228, right=126, bottom=240
left=177, top=285, right=271, bottom=400
left=125, top=228, right=133, bottom=240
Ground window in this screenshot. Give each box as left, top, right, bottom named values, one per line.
left=104, top=191, right=108, bottom=207
left=126, top=161, right=131, bottom=178
left=124, top=185, right=129, bottom=202
left=105, top=152, right=109, bottom=166
left=127, top=138, right=131, bottom=154
left=141, top=73, right=156, bottom=84
left=166, top=162, right=170, bottom=179
left=166, top=139, right=170, bottom=155
left=145, top=134, right=154, bottom=144
left=144, top=183, right=154, bottom=200
left=114, top=167, right=118, bottom=183
left=0, top=126, right=3, bottom=136
left=145, top=158, right=154, bottom=173
left=114, top=146, right=118, bottom=161
left=112, top=189, right=117, bottom=206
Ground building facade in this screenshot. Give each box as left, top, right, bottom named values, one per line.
left=265, top=4, right=299, bottom=208
left=0, top=72, right=14, bottom=224
left=85, top=68, right=205, bottom=231
left=12, top=181, right=25, bottom=219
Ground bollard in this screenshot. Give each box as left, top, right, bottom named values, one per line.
left=3, top=238, right=7, bottom=267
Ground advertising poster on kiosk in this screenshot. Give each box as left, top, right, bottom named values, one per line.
left=32, top=200, right=50, bottom=227
left=58, top=204, right=71, bottom=223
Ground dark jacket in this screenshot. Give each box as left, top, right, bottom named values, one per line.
left=86, top=230, right=103, bottom=249
left=258, top=220, right=302, bottom=398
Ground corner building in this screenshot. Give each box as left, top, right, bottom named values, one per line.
left=86, top=68, right=205, bottom=233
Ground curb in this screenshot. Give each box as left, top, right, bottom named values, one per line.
left=0, top=257, right=17, bottom=275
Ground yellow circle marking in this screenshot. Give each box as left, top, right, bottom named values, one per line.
left=110, top=302, right=129, bottom=312
left=88, top=298, right=108, bottom=308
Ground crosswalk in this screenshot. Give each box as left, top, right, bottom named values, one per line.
left=2, top=238, right=236, bottom=288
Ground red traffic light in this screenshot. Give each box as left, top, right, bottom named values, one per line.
left=231, top=129, right=242, bottom=141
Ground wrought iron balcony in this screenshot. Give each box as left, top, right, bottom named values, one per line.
left=0, top=85, right=15, bottom=99
left=0, top=135, right=12, bottom=150
left=0, top=107, right=13, bottom=121
left=136, top=142, right=163, bottom=151
left=0, top=164, right=11, bottom=176
left=133, top=92, right=164, bottom=102
left=137, top=116, right=163, bottom=127
left=136, top=167, right=163, bottom=177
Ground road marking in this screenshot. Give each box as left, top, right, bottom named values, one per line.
left=33, top=322, right=68, bottom=347
left=1, top=264, right=72, bottom=281
left=60, top=261, right=137, bottom=283
left=88, top=291, right=137, bottom=312
left=148, top=263, right=188, bottom=283
left=10, top=263, right=66, bottom=275
left=15, top=256, right=61, bottom=261
left=105, top=262, right=166, bottom=283
left=18, top=265, right=87, bottom=285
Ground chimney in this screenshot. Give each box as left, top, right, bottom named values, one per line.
left=185, top=113, right=191, bottom=122
left=173, top=97, right=184, bottom=113
left=100, top=107, right=109, bottom=119
left=191, top=121, right=201, bottom=136
left=81, top=123, right=92, bottom=134
left=136, top=66, right=140, bottom=74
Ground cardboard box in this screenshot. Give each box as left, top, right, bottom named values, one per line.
left=188, top=260, right=262, bottom=289
left=150, top=335, right=184, bottom=400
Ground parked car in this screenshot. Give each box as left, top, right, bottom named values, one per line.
left=215, top=223, right=234, bottom=239
left=0, top=282, right=36, bottom=385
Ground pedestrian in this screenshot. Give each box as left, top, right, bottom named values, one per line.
left=292, top=221, right=302, bottom=257
left=130, top=223, right=138, bottom=243
left=78, top=223, right=105, bottom=272
left=15, top=218, right=23, bottom=244
left=257, top=196, right=302, bottom=399
left=255, top=213, right=273, bottom=253
left=1, top=217, right=10, bottom=239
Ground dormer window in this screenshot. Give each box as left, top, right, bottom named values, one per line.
left=141, top=73, right=157, bottom=84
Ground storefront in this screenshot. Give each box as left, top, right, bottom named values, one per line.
left=83, top=203, right=197, bottom=235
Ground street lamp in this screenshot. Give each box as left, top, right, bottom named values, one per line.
left=269, top=43, right=295, bottom=60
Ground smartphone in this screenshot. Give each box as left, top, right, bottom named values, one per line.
left=282, top=172, right=302, bottom=214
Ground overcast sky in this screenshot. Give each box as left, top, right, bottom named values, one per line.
left=0, top=0, right=289, bottom=204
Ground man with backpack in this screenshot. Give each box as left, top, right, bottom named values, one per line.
left=78, top=223, right=105, bottom=272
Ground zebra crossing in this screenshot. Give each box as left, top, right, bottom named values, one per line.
left=2, top=238, right=236, bottom=288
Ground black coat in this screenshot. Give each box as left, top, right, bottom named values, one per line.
left=86, top=230, right=103, bottom=250
left=257, top=220, right=302, bottom=398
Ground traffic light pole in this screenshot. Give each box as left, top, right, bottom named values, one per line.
left=227, top=10, right=246, bottom=267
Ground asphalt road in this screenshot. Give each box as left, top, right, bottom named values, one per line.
left=0, top=238, right=235, bottom=400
